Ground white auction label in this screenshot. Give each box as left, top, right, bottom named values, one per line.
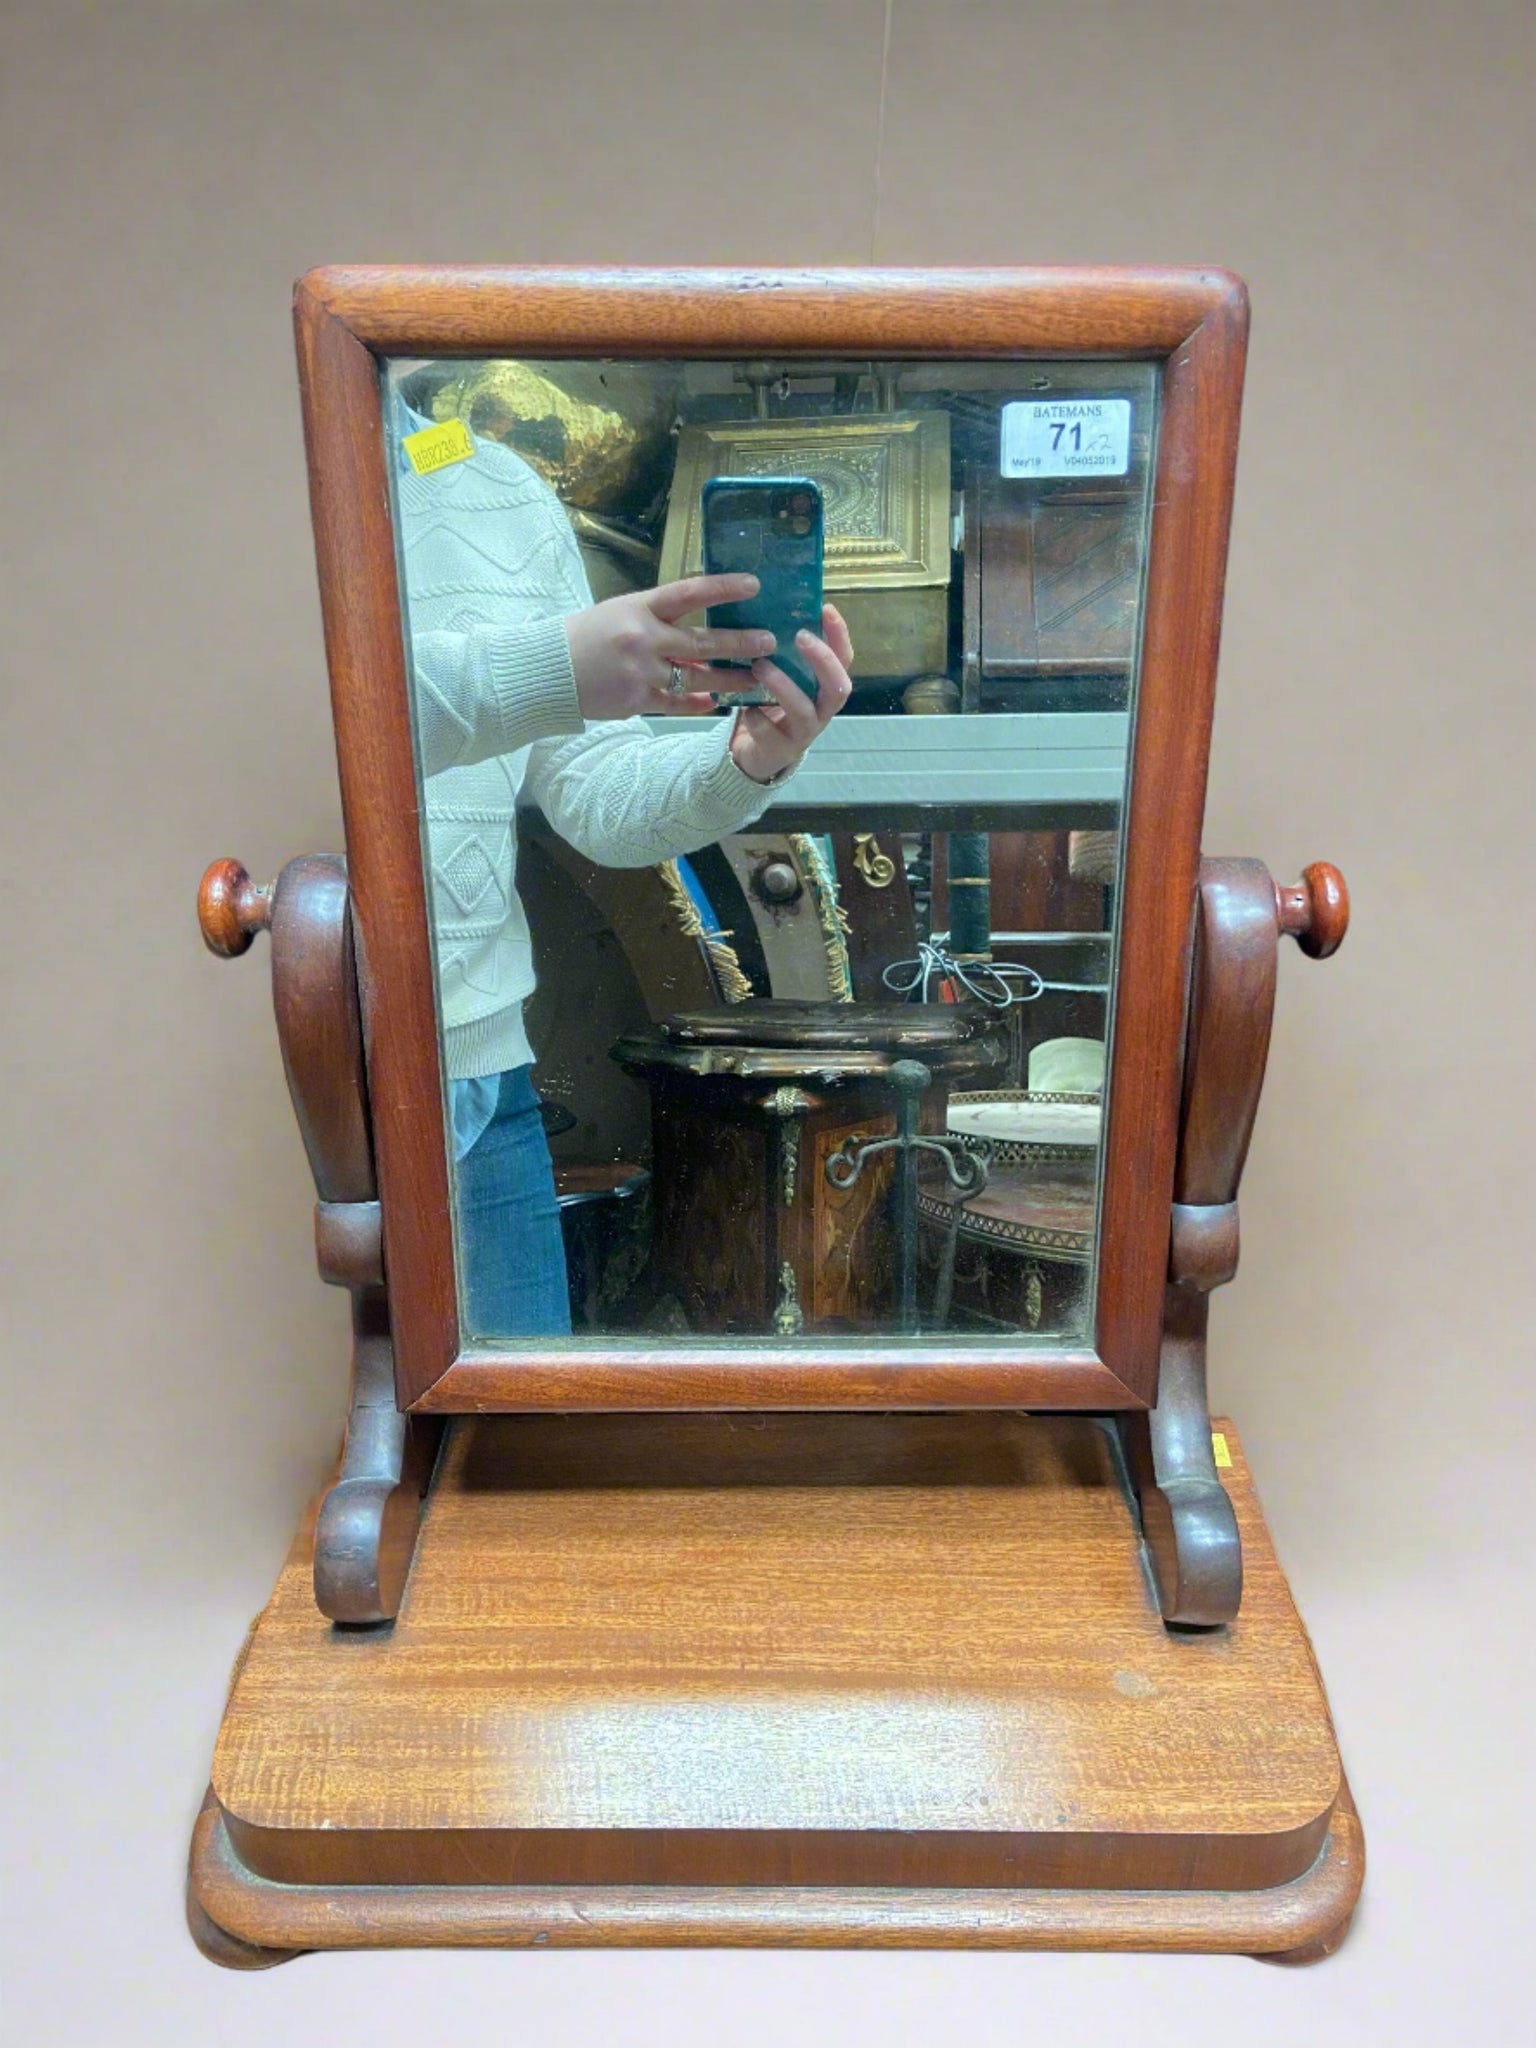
left=1000, top=398, right=1132, bottom=479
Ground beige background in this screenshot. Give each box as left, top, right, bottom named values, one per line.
left=4, top=1, right=1532, bottom=2040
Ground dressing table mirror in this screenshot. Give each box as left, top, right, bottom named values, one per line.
left=191, top=270, right=1357, bottom=1967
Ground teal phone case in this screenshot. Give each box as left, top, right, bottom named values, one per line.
left=702, top=474, right=824, bottom=702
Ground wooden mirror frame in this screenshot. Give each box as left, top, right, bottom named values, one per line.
left=293, top=265, right=1247, bottom=1414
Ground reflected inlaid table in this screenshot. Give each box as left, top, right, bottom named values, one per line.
left=920, top=1154, right=1096, bottom=1335
left=613, top=1001, right=1006, bottom=1335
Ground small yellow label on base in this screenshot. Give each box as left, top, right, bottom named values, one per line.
left=403, top=418, right=475, bottom=476
left=1211, top=1431, right=1232, bottom=1470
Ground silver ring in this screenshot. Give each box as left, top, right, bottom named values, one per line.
left=666, top=663, right=687, bottom=697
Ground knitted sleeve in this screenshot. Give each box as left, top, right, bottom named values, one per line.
left=411, top=614, right=584, bottom=776
left=520, top=715, right=792, bottom=868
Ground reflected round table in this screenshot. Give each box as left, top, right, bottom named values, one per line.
left=919, top=1154, right=1096, bottom=1336
left=613, top=1001, right=1007, bottom=1336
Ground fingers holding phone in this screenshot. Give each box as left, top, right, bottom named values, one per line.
left=564, top=573, right=775, bottom=719
left=814, top=599, right=855, bottom=674
left=729, top=604, right=854, bottom=787
left=562, top=475, right=851, bottom=782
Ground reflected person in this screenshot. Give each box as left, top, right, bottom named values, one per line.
left=394, top=398, right=853, bottom=1336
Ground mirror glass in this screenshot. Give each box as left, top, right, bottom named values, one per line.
left=382, top=355, right=1157, bottom=1348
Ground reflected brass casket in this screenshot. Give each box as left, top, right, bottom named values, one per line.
left=658, top=412, right=952, bottom=686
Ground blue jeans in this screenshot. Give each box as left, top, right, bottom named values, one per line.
left=454, top=1066, right=572, bottom=1339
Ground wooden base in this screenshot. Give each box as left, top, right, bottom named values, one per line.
left=188, top=1413, right=1361, bottom=1965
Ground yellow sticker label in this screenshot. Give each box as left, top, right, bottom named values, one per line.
left=1211, top=1431, right=1232, bottom=1470
left=403, top=417, right=475, bottom=476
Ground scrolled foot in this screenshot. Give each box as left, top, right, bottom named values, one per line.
left=1136, top=1472, right=1243, bottom=1627
left=1119, top=1289, right=1243, bottom=1628
left=314, top=1464, right=432, bottom=1625
left=312, top=1288, right=443, bottom=1624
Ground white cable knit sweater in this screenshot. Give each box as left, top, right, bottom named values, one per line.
left=394, top=411, right=784, bottom=1080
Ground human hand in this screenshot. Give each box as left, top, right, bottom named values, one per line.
left=728, top=604, right=854, bottom=786
left=563, top=575, right=777, bottom=720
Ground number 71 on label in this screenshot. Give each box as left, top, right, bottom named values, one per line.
left=1000, top=398, right=1132, bottom=479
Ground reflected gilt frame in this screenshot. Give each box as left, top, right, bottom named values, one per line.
left=292, top=266, right=1248, bottom=1413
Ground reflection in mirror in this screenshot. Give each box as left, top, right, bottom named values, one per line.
left=382, top=356, right=1156, bottom=1349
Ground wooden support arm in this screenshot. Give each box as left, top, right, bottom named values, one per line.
left=197, top=855, right=441, bottom=1623
left=1122, top=859, right=1348, bottom=1627
left=200, top=849, right=1349, bottom=1630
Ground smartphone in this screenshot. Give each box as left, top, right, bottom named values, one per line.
left=701, top=475, right=824, bottom=704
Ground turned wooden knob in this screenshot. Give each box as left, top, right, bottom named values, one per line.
left=198, top=858, right=273, bottom=957
left=1275, top=862, right=1349, bottom=958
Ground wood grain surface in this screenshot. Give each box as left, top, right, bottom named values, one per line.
left=302, top=264, right=1239, bottom=359
left=415, top=1346, right=1132, bottom=1414
left=210, top=1413, right=1342, bottom=1895
left=189, top=1784, right=1362, bottom=1963
left=293, top=283, right=459, bottom=1402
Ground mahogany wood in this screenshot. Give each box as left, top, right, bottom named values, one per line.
left=314, top=1199, right=383, bottom=1290
left=186, top=1806, right=297, bottom=1972
left=290, top=266, right=1249, bottom=1411
left=275, top=861, right=442, bottom=1621
left=267, top=859, right=373, bottom=1204
left=311, top=1292, right=441, bottom=1625
left=1178, top=858, right=1285, bottom=1207
left=293, top=285, right=459, bottom=1406
left=199, top=854, right=440, bottom=1621
left=1118, top=857, right=1349, bottom=1624
left=201, top=850, right=1346, bottom=1606
left=1168, top=1200, right=1240, bottom=1292
left=1276, top=859, right=1350, bottom=958
left=415, top=1348, right=1133, bottom=1414
left=190, top=1790, right=1362, bottom=1962
left=188, top=1413, right=1360, bottom=1963
left=303, top=265, right=1242, bottom=359
left=197, top=857, right=272, bottom=958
